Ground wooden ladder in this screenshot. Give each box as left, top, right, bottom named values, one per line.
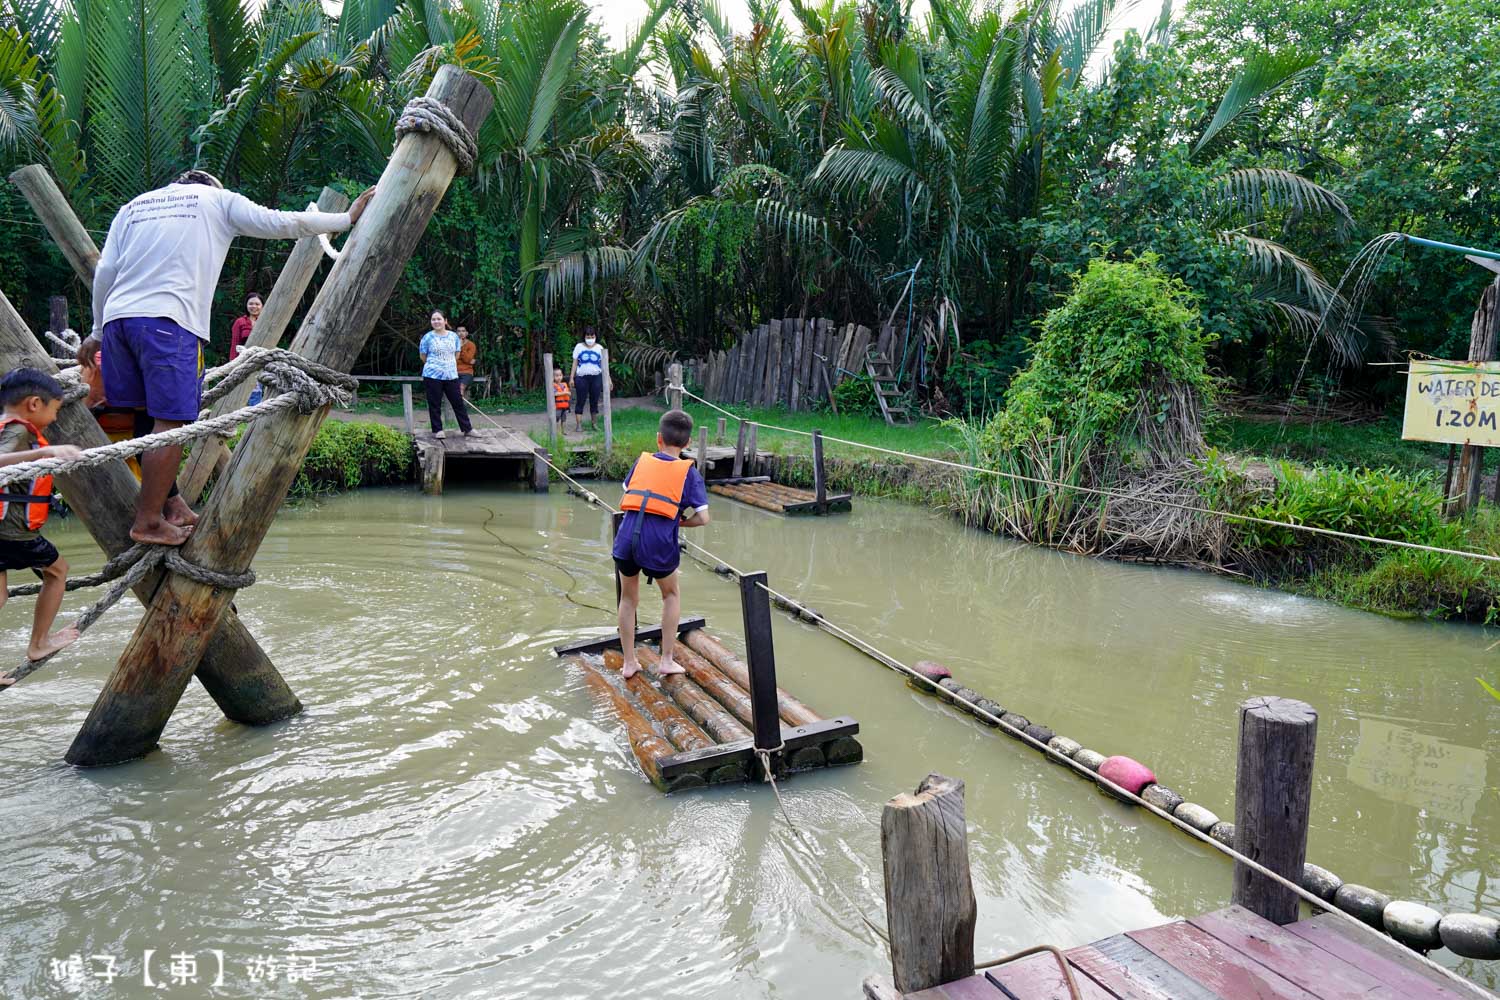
left=866, top=352, right=909, bottom=425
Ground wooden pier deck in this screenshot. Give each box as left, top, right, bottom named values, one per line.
left=415, top=426, right=545, bottom=494
left=888, top=905, right=1465, bottom=1000
left=555, top=619, right=862, bottom=792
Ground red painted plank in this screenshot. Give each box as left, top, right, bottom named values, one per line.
left=1189, top=907, right=1402, bottom=1000
left=904, top=975, right=1007, bottom=1000
left=985, top=951, right=1121, bottom=1000
left=1066, top=942, right=1183, bottom=1000
left=1285, top=916, right=1466, bottom=1000
left=1128, top=922, right=1317, bottom=1000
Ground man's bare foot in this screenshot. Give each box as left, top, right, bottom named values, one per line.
left=129, top=519, right=193, bottom=546
left=163, top=494, right=199, bottom=527
left=621, top=659, right=641, bottom=679
left=28, top=626, right=81, bottom=662
left=653, top=656, right=685, bottom=676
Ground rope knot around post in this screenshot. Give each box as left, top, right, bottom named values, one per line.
left=395, top=95, right=479, bottom=174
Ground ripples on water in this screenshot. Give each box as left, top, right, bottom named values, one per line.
left=1, top=488, right=1494, bottom=996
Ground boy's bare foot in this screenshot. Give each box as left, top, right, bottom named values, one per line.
left=129, top=519, right=193, bottom=546
left=653, top=656, right=685, bottom=676
left=0, top=674, right=15, bottom=687
left=28, top=626, right=81, bottom=662
left=163, top=494, right=199, bottom=527
left=621, top=659, right=641, bottom=679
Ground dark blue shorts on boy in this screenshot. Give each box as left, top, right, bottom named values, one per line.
left=612, top=452, right=708, bottom=580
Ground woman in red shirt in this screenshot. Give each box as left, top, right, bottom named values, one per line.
left=229, top=292, right=262, bottom=359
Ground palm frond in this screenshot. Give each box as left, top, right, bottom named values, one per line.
left=193, top=29, right=321, bottom=178
left=1217, top=167, right=1353, bottom=235
left=535, top=244, right=635, bottom=312
left=1193, top=48, right=1318, bottom=156
left=811, top=143, right=929, bottom=208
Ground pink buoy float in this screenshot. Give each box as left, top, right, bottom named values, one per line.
left=1098, top=755, right=1156, bottom=796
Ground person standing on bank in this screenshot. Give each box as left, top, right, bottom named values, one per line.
left=455, top=324, right=477, bottom=399
left=92, top=169, right=374, bottom=546
left=418, top=310, right=473, bottom=439
left=230, top=292, right=265, bottom=405
left=569, top=326, right=607, bottom=432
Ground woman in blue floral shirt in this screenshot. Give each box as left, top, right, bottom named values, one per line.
left=418, top=309, right=472, bottom=437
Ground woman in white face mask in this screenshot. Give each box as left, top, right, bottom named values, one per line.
left=569, top=325, right=607, bottom=431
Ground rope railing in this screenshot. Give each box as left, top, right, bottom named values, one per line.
left=522, top=426, right=1493, bottom=996
left=672, top=384, right=1500, bottom=567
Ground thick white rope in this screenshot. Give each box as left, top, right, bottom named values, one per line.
left=675, top=385, right=1500, bottom=567
left=307, top=202, right=343, bottom=261
left=396, top=96, right=477, bottom=173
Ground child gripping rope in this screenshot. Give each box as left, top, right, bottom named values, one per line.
left=614, top=410, right=710, bottom=679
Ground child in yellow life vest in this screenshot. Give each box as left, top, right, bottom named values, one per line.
left=613, top=409, right=710, bottom=678
left=552, top=367, right=571, bottom=425
left=0, top=369, right=85, bottom=671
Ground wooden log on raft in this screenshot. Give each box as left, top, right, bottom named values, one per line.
left=642, top=649, right=752, bottom=744
left=683, top=631, right=822, bottom=726
left=0, top=289, right=300, bottom=726
left=673, top=644, right=758, bottom=729
left=64, top=66, right=494, bottom=767
left=580, top=662, right=683, bottom=790
left=178, top=185, right=351, bottom=503
left=602, top=648, right=714, bottom=751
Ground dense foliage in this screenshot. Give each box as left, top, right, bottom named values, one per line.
left=0, top=0, right=1494, bottom=405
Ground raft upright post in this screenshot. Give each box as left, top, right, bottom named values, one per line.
left=669, top=362, right=683, bottom=410
left=812, top=429, right=827, bottom=513
left=880, top=774, right=977, bottom=994
left=543, top=351, right=558, bottom=452
left=738, top=572, right=782, bottom=764
left=64, top=65, right=493, bottom=768
left=1232, top=696, right=1317, bottom=925
left=601, top=348, right=613, bottom=457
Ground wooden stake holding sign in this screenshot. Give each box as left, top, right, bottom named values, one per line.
left=66, top=66, right=494, bottom=767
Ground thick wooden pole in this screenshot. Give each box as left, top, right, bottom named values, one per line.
left=812, top=429, right=827, bottom=512
left=543, top=351, right=557, bottom=452
left=178, top=185, right=350, bottom=503
left=732, top=420, right=747, bottom=478
left=601, top=348, right=613, bottom=457
left=1232, top=696, right=1317, bottom=925
left=532, top=448, right=549, bottom=493
left=716, top=416, right=726, bottom=444
left=9, top=165, right=101, bottom=279
left=668, top=362, right=683, bottom=410
left=402, top=383, right=415, bottom=434
left=882, top=774, right=977, bottom=993
left=65, top=66, right=493, bottom=767
left=744, top=423, right=758, bottom=477
left=1450, top=279, right=1500, bottom=514
left=738, top=571, right=782, bottom=756
left=0, top=291, right=301, bottom=724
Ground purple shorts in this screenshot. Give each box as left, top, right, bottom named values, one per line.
left=101, top=317, right=204, bottom=421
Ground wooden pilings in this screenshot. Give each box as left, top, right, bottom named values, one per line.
left=533, top=448, right=550, bottom=492
left=812, top=429, right=827, bottom=512
left=881, top=773, right=977, bottom=994
left=732, top=421, right=747, bottom=478
left=65, top=65, right=494, bottom=767
left=1232, top=696, right=1317, bottom=925
left=668, top=362, right=683, bottom=410
left=543, top=351, right=558, bottom=451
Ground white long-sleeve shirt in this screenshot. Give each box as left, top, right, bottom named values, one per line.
left=92, top=183, right=352, bottom=342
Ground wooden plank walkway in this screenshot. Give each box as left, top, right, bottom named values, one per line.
left=709, top=479, right=853, bottom=515
left=414, top=426, right=542, bottom=494
left=899, top=906, right=1462, bottom=1000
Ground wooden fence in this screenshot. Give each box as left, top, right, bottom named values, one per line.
left=680, top=317, right=903, bottom=412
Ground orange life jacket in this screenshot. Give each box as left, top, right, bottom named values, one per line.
left=0, top=416, right=54, bottom=530
left=554, top=381, right=571, bottom=409
left=620, top=452, right=691, bottom=520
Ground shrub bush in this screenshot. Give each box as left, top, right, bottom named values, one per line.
left=291, top=421, right=414, bottom=497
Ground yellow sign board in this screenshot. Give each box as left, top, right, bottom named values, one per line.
left=1401, top=359, right=1500, bottom=446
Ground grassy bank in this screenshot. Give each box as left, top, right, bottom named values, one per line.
left=1209, top=416, right=1448, bottom=478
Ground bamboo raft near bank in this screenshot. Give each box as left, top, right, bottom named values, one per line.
left=554, top=576, right=861, bottom=792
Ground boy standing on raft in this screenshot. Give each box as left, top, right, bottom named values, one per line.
left=614, top=410, right=710, bottom=679
left=0, top=369, right=85, bottom=666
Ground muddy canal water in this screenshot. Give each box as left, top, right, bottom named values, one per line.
left=2, top=488, right=1495, bottom=998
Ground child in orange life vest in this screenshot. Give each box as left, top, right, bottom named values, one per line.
left=553, top=367, right=571, bottom=425
left=0, top=369, right=85, bottom=671
left=613, top=409, right=710, bottom=678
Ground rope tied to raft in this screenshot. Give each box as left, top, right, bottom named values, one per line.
left=396, top=96, right=478, bottom=174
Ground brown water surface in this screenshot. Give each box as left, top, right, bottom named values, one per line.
left=1, top=487, right=1495, bottom=998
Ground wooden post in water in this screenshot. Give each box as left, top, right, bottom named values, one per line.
left=1450, top=277, right=1500, bottom=514
left=9, top=165, right=100, bottom=278
left=716, top=416, right=726, bottom=445
left=0, top=289, right=301, bottom=725
left=738, top=571, right=783, bottom=764
left=744, top=422, right=758, bottom=477
left=543, top=351, right=558, bottom=453
left=812, top=429, right=827, bottom=513
left=881, top=774, right=977, bottom=994
left=532, top=448, right=549, bottom=493
left=179, top=185, right=351, bottom=503
left=1232, top=696, right=1317, bottom=925
left=402, top=383, right=415, bottom=434
left=601, top=348, right=613, bottom=458
left=669, top=362, right=683, bottom=411
left=64, top=66, right=493, bottom=767
left=732, top=420, right=747, bottom=478
left=697, top=427, right=708, bottom=478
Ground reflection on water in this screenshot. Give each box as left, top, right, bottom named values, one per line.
left=1, top=488, right=1495, bottom=997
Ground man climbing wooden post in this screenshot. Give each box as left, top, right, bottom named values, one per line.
left=66, top=65, right=494, bottom=767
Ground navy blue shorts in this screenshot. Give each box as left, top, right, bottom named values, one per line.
left=102, top=317, right=204, bottom=421
left=0, top=535, right=60, bottom=572
left=614, top=554, right=677, bottom=582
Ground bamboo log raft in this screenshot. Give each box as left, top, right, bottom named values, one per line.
left=708, top=479, right=853, bottom=515
left=64, top=66, right=494, bottom=767
left=558, top=623, right=861, bottom=793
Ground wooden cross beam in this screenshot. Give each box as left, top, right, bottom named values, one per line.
left=7, top=163, right=302, bottom=726
left=65, top=66, right=494, bottom=767
left=0, top=289, right=301, bottom=724
left=176, top=185, right=351, bottom=503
